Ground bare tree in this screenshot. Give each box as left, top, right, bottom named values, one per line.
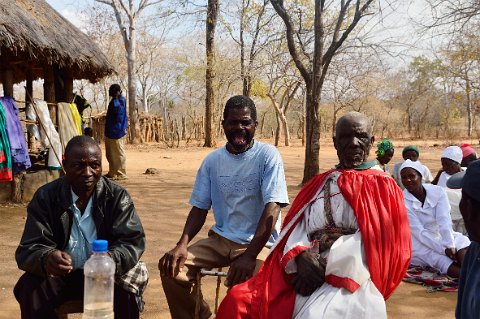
left=271, top=0, right=379, bottom=183
left=204, top=0, right=219, bottom=147
left=426, top=0, right=480, bottom=34
left=96, top=0, right=164, bottom=143
left=228, top=0, right=275, bottom=96
left=442, top=35, right=480, bottom=136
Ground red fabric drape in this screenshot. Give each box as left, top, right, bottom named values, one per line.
left=337, top=170, right=411, bottom=299
left=217, top=169, right=411, bottom=319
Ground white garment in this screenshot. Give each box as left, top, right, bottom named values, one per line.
left=27, top=100, right=62, bottom=169
left=403, top=184, right=470, bottom=273
left=437, top=171, right=451, bottom=188
left=393, top=160, right=433, bottom=189
left=282, top=171, right=386, bottom=319
left=445, top=188, right=467, bottom=234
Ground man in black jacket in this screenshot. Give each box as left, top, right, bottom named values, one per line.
left=14, top=135, right=146, bottom=319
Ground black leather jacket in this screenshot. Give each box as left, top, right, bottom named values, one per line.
left=15, top=176, right=145, bottom=277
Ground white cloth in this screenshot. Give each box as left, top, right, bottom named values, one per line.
left=437, top=171, right=451, bottom=188
left=445, top=188, right=467, bottom=234
left=403, top=184, right=470, bottom=273
left=282, top=171, right=386, bottom=319
left=27, top=99, right=62, bottom=169
left=442, top=146, right=463, bottom=164
left=393, top=160, right=433, bottom=189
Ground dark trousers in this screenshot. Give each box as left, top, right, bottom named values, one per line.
left=14, top=270, right=139, bottom=319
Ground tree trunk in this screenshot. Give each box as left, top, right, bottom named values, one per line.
left=274, top=113, right=281, bottom=146
left=204, top=0, right=218, bottom=147
left=302, top=88, right=321, bottom=184
left=465, top=73, right=473, bottom=137
left=127, top=27, right=140, bottom=143
left=282, top=115, right=290, bottom=146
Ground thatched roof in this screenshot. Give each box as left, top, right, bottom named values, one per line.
left=0, top=0, right=114, bottom=83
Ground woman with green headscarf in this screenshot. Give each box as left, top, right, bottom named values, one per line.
left=376, top=139, right=395, bottom=174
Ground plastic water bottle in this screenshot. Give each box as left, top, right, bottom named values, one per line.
left=83, top=240, right=115, bottom=319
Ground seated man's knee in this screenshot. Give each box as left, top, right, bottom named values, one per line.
left=14, top=272, right=42, bottom=301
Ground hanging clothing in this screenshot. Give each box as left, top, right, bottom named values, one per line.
left=0, top=102, right=12, bottom=182
left=68, top=103, right=82, bottom=135
left=0, top=97, right=31, bottom=174
left=57, top=102, right=79, bottom=151
left=27, top=100, right=63, bottom=170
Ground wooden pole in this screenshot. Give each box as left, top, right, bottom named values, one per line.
left=2, top=68, right=14, bottom=97
left=26, top=70, right=35, bottom=150
left=43, top=66, right=56, bottom=125
left=64, top=71, right=73, bottom=103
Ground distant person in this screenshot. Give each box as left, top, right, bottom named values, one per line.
left=13, top=136, right=146, bottom=319
left=401, top=159, right=469, bottom=278
left=158, top=95, right=289, bottom=319
left=392, top=145, right=433, bottom=189
left=432, top=146, right=463, bottom=188
left=376, top=138, right=394, bottom=174
left=460, top=144, right=477, bottom=168
left=217, top=112, right=411, bottom=319
left=83, top=126, right=93, bottom=138
left=447, top=160, right=480, bottom=318
left=105, top=84, right=128, bottom=180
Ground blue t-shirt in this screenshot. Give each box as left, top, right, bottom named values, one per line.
left=105, top=95, right=128, bottom=139
left=456, top=241, right=480, bottom=319
left=189, top=140, right=289, bottom=247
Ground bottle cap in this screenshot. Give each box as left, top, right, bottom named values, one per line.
left=92, top=240, right=108, bottom=253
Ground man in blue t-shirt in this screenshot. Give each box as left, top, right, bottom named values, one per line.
left=104, top=84, right=128, bottom=180
left=159, top=95, right=289, bottom=319
left=448, top=160, right=480, bottom=319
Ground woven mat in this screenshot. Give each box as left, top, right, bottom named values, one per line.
left=403, top=265, right=458, bottom=292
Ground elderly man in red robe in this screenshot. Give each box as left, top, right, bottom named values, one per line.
left=217, top=112, right=411, bottom=319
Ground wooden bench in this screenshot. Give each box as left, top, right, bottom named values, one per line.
left=55, top=299, right=83, bottom=319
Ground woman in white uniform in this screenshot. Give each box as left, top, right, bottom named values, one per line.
left=401, top=159, right=470, bottom=277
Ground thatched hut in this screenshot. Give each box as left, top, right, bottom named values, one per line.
left=0, top=0, right=114, bottom=203
left=0, top=0, right=114, bottom=102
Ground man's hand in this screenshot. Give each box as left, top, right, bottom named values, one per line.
left=45, top=250, right=72, bottom=277
left=291, top=251, right=325, bottom=296
left=159, top=243, right=188, bottom=278
left=445, top=247, right=458, bottom=262
left=225, top=254, right=256, bottom=287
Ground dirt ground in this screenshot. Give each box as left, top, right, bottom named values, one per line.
left=1, top=137, right=475, bottom=319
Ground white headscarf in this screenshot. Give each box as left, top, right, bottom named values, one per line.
left=441, top=146, right=463, bottom=164
left=400, top=159, right=424, bottom=178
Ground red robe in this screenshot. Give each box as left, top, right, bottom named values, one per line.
left=217, top=168, right=411, bottom=319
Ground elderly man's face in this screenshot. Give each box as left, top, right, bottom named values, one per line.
left=334, top=117, right=374, bottom=168
left=63, top=143, right=102, bottom=196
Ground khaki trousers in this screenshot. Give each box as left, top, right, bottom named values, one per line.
left=161, top=231, right=270, bottom=319
left=105, top=136, right=127, bottom=178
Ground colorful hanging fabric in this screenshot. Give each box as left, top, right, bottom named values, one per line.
left=68, top=103, right=82, bottom=135
left=0, top=97, right=31, bottom=175
left=0, top=101, right=12, bottom=182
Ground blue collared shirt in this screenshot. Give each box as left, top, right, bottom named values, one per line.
left=105, top=95, right=128, bottom=139
left=65, top=190, right=97, bottom=270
